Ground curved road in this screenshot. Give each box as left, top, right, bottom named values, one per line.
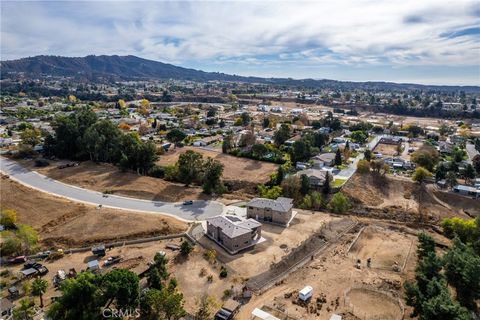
left=0, top=157, right=224, bottom=222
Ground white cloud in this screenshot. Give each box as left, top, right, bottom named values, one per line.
left=1, top=0, right=479, bottom=83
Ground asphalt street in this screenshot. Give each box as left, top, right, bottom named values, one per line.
left=0, top=157, right=224, bottom=221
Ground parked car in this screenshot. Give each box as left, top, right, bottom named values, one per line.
left=182, top=200, right=194, bottom=205
left=104, top=255, right=123, bottom=266
left=8, top=256, right=26, bottom=265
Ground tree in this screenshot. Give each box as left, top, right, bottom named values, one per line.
left=276, top=166, right=285, bottom=185
left=177, top=151, right=204, bottom=186
left=240, top=112, right=251, bottom=126
left=364, top=149, right=372, bottom=161
left=417, top=233, right=436, bottom=259
left=83, top=120, right=122, bottom=163
left=140, top=287, right=186, bottom=320
left=32, top=277, right=48, bottom=308
left=117, top=99, right=126, bottom=109
left=239, top=130, right=256, bottom=147
left=323, top=172, right=332, bottom=194
left=329, top=192, right=349, bottom=213
left=1, top=209, right=17, bottom=228
left=202, top=157, right=224, bottom=195
left=412, top=167, right=432, bottom=184
left=463, top=164, right=476, bottom=184
left=300, top=174, right=310, bottom=195
left=274, top=124, right=291, bottom=146
left=281, top=176, right=302, bottom=203
left=357, top=159, right=370, bottom=174
left=251, top=144, right=268, bottom=159
left=334, top=148, right=342, bottom=166
left=443, top=238, right=480, bottom=309
left=20, top=128, right=41, bottom=147
left=166, top=129, right=186, bottom=147
left=441, top=217, right=478, bottom=244
left=257, top=185, right=283, bottom=199
left=411, top=146, right=440, bottom=172
left=102, top=269, right=139, bottom=309
left=180, top=241, right=193, bottom=257
left=350, top=130, right=368, bottom=144
left=13, top=298, right=35, bottom=320
left=445, top=171, right=458, bottom=189
left=311, top=191, right=323, bottom=210
left=48, top=272, right=104, bottom=320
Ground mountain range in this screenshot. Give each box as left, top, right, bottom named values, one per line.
left=1, top=55, right=479, bottom=92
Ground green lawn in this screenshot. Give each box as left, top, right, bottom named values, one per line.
left=332, top=178, right=347, bottom=187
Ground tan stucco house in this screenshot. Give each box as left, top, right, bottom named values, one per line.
left=206, top=215, right=262, bottom=254
left=246, top=197, right=294, bottom=227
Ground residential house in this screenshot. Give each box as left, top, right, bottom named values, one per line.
left=193, top=135, right=222, bottom=147
left=296, top=169, right=328, bottom=189
left=314, top=153, right=336, bottom=167
left=206, top=215, right=262, bottom=254
left=247, top=197, right=294, bottom=227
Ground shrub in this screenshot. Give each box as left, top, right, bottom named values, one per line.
left=147, top=165, right=165, bottom=178
left=219, top=268, right=228, bottom=279
left=357, top=159, right=370, bottom=174
left=329, top=192, right=349, bottom=214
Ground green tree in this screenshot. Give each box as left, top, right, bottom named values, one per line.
left=180, top=241, right=193, bottom=257
left=251, top=144, right=268, bottom=159
left=83, top=120, right=122, bottom=163
left=177, top=150, right=204, bottom=186
left=240, top=112, right=251, bottom=126
left=194, top=295, right=219, bottom=320
left=417, top=233, right=436, bottom=259
left=445, top=171, right=458, bottom=189
left=334, top=148, right=342, bottom=166
left=281, top=176, right=302, bottom=203
left=257, top=185, right=283, bottom=199
left=202, top=157, right=224, bottom=195
left=411, top=146, right=440, bottom=172
left=329, top=192, right=349, bottom=213
left=102, top=269, right=139, bottom=309
left=323, top=172, right=332, bottom=194
left=300, top=174, right=310, bottom=195
left=32, top=277, right=48, bottom=308
left=357, top=159, right=370, bottom=174
left=350, top=130, right=368, bottom=144
left=274, top=124, right=291, bottom=146
left=166, top=129, right=187, bottom=147
left=12, top=298, right=35, bottom=320
left=443, top=238, right=480, bottom=308
left=1, top=209, right=17, bottom=228
left=140, top=287, right=186, bottom=320
left=413, top=167, right=432, bottom=184
left=364, top=149, right=372, bottom=161
left=20, top=128, right=41, bottom=147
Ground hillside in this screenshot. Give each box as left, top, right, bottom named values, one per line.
left=1, top=55, right=479, bottom=92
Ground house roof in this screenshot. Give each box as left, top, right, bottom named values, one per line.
left=247, top=197, right=293, bottom=213
left=296, top=169, right=328, bottom=181
left=315, top=153, right=336, bottom=163
left=207, top=215, right=261, bottom=238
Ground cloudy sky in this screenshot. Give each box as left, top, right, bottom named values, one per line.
left=1, top=0, right=480, bottom=85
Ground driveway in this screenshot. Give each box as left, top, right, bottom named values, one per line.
left=0, top=157, right=224, bottom=222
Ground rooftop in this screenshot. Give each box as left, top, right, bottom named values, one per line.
left=207, top=215, right=261, bottom=238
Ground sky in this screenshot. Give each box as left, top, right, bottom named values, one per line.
left=1, top=0, right=480, bottom=86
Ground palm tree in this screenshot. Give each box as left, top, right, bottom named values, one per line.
left=32, top=277, right=48, bottom=308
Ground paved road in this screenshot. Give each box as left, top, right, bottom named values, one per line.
left=466, top=142, right=479, bottom=164
left=0, top=157, right=224, bottom=222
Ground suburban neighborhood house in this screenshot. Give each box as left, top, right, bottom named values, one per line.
left=296, top=169, right=328, bottom=189
left=247, top=197, right=294, bottom=227
left=206, top=215, right=263, bottom=254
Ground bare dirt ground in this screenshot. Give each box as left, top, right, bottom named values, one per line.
left=342, top=174, right=471, bottom=222
left=25, top=160, right=209, bottom=202
left=237, top=220, right=419, bottom=320
left=348, top=225, right=413, bottom=271
left=373, top=143, right=400, bottom=157
left=0, top=175, right=187, bottom=248
left=199, top=211, right=339, bottom=278
left=157, top=146, right=278, bottom=183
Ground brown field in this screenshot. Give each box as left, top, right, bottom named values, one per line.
left=236, top=220, right=419, bottom=320
left=157, top=146, right=278, bottom=183
left=348, top=225, right=414, bottom=271
left=0, top=175, right=187, bottom=248
left=29, top=160, right=209, bottom=202
left=373, top=143, right=400, bottom=157
left=342, top=174, right=470, bottom=221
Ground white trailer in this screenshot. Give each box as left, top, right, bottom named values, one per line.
left=299, top=286, right=313, bottom=301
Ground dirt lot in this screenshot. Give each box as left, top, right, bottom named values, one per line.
left=348, top=225, right=414, bottom=271
left=373, top=143, right=400, bottom=157
left=157, top=146, right=278, bottom=184
left=0, top=239, right=233, bottom=314
left=0, top=175, right=187, bottom=248
left=27, top=160, right=209, bottom=202
left=237, top=220, right=419, bottom=320
left=342, top=173, right=470, bottom=222
left=200, top=210, right=339, bottom=278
